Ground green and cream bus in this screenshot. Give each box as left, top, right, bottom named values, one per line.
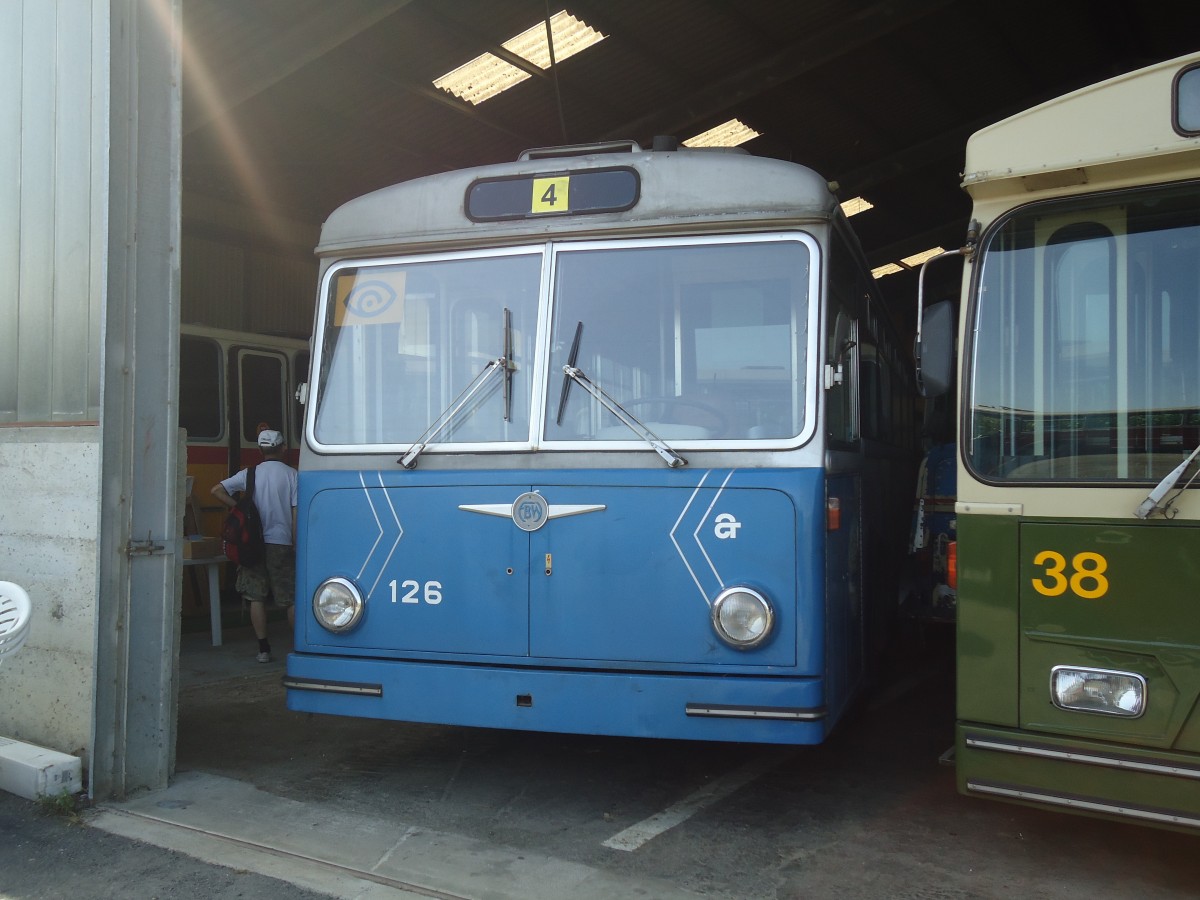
left=916, top=51, right=1200, bottom=830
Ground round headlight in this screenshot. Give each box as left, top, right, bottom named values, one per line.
left=711, top=587, right=774, bottom=649
left=312, top=577, right=364, bottom=633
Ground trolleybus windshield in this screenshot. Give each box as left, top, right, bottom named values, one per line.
left=312, top=235, right=813, bottom=452
left=968, top=181, right=1200, bottom=483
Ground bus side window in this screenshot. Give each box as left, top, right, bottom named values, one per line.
left=826, top=307, right=859, bottom=445
left=180, top=335, right=222, bottom=441
left=860, top=339, right=881, bottom=441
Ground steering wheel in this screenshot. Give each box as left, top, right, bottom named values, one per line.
left=622, top=396, right=729, bottom=436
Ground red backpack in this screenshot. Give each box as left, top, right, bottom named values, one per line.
left=220, top=466, right=265, bottom=566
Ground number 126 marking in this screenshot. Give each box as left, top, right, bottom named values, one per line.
left=1030, top=550, right=1109, bottom=599
left=389, top=579, right=443, bottom=605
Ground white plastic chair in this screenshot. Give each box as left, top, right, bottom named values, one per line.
left=0, top=581, right=32, bottom=666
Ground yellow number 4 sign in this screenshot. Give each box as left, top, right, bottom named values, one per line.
left=532, top=176, right=569, bottom=214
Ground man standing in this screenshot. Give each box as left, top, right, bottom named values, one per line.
left=211, top=429, right=298, bottom=662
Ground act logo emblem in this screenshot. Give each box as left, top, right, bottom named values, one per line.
left=714, top=513, right=742, bottom=539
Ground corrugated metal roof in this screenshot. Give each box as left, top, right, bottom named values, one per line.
left=180, top=0, right=1200, bottom=326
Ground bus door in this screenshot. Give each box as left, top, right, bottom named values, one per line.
left=231, top=347, right=290, bottom=469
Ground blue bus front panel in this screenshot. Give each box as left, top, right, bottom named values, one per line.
left=303, top=480, right=531, bottom=656
left=289, top=468, right=830, bottom=742
left=527, top=484, right=802, bottom=666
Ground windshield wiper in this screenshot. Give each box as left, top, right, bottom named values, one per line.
left=555, top=321, right=584, bottom=427
left=399, top=308, right=515, bottom=469
left=501, top=307, right=515, bottom=423
left=1135, top=443, right=1200, bottom=518
left=554, top=321, right=685, bottom=467
left=560, top=363, right=687, bottom=469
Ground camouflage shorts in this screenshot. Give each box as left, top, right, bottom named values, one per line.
left=235, top=543, right=296, bottom=607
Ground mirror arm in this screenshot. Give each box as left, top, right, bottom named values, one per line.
left=916, top=235, right=976, bottom=346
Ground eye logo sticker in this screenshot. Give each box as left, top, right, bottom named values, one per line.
left=333, top=272, right=407, bottom=326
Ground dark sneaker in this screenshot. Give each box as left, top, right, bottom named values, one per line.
left=256, top=651, right=272, bottom=663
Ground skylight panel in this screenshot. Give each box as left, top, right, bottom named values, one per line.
left=682, top=119, right=761, bottom=148
left=872, top=246, right=948, bottom=279
left=505, top=10, right=604, bottom=68
left=840, top=197, right=874, bottom=217
left=901, top=247, right=947, bottom=268
left=433, top=11, right=606, bottom=105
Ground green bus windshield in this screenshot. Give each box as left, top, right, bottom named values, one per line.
left=968, top=181, right=1200, bottom=482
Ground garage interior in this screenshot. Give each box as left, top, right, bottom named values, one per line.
left=179, top=0, right=1198, bottom=345
left=104, top=2, right=1200, bottom=896
left=174, top=0, right=1200, bottom=629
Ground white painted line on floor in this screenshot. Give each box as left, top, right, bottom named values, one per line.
left=602, top=748, right=794, bottom=852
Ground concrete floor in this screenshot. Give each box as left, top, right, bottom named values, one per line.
left=91, top=616, right=1200, bottom=900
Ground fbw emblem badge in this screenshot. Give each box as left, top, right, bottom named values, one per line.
left=512, top=492, right=549, bottom=532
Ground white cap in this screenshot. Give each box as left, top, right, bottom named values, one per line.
left=257, top=429, right=285, bottom=449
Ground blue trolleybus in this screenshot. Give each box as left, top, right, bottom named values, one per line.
left=285, top=140, right=917, bottom=743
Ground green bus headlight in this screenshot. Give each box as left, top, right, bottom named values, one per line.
left=711, top=587, right=774, bottom=649
left=1051, top=666, right=1146, bottom=718
left=313, top=577, right=365, bottom=633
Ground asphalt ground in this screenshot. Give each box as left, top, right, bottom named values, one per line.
left=0, top=787, right=330, bottom=900
left=3, top=618, right=1200, bottom=899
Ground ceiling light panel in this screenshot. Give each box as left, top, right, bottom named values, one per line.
left=683, top=119, right=762, bottom=148
left=433, top=11, right=606, bottom=106
left=840, top=196, right=874, bottom=217
left=505, top=11, right=605, bottom=69
left=901, top=247, right=947, bottom=267
left=871, top=263, right=904, bottom=279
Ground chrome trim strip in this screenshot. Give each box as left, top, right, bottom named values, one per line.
left=685, top=703, right=826, bottom=721
left=283, top=677, right=383, bottom=697
left=544, top=503, right=607, bottom=519
left=966, top=780, right=1200, bottom=829
left=457, top=504, right=512, bottom=518
left=964, top=734, right=1200, bottom=780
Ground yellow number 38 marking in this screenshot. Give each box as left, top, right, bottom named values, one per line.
left=1031, top=550, right=1109, bottom=599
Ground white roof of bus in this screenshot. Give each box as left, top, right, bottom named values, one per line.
left=963, top=51, right=1200, bottom=193
left=317, top=149, right=838, bottom=257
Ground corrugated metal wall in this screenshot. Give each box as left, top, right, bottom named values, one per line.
left=0, top=0, right=107, bottom=424
left=181, top=234, right=245, bottom=331
left=180, top=231, right=317, bottom=338
left=247, top=249, right=318, bottom=336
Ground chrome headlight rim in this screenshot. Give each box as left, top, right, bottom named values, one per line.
left=1049, top=665, right=1147, bottom=718
left=312, top=576, right=365, bottom=634
left=711, top=586, right=774, bottom=650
